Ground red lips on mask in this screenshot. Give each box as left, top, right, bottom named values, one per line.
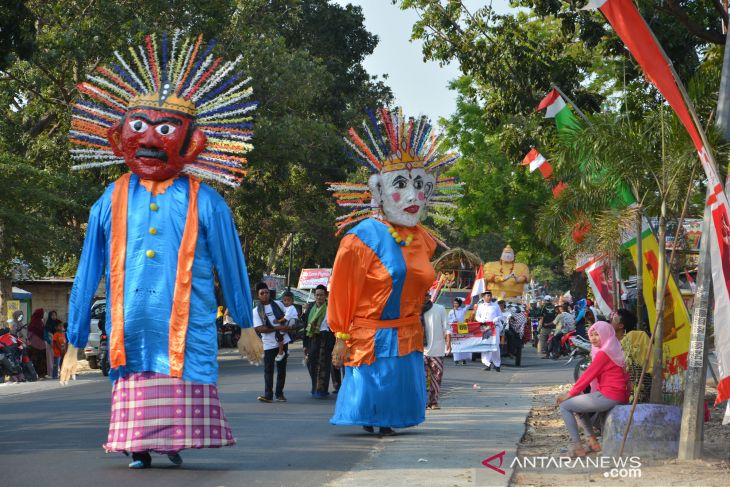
left=108, top=108, right=206, bottom=180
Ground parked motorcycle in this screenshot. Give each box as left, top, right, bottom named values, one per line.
left=99, top=333, right=110, bottom=376
left=0, top=326, right=37, bottom=383
left=565, top=334, right=592, bottom=382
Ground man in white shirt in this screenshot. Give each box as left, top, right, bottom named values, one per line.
left=253, top=282, right=294, bottom=402
left=423, top=292, right=451, bottom=409
left=475, top=290, right=503, bottom=371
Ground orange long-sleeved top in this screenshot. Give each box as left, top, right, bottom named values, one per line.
left=327, top=218, right=436, bottom=367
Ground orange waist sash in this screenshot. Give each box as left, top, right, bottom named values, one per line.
left=345, top=315, right=423, bottom=367
left=352, top=315, right=421, bottom=329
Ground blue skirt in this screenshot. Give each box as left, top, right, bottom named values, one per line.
left=330, top=348, right=426, bottom=429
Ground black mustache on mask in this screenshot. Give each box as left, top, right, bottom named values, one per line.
left=135, top=147, right=168, bottom=161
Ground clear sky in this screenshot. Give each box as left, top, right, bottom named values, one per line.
left=333, top=0, right=520, bottom=122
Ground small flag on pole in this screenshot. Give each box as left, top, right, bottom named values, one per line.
left=552, top=181, right=568, bottom=198
left=522, top=148, right=553, bottom=178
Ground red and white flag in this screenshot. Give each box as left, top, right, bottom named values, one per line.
left=585, top=259, right=615, bottom=317
left=465, top=264, right=485, bottom=306
left=537, top=89, right=567, bottom=117
left=552, top=181, right=568, bottom=198
left=521, top=148, right=553, bottom=178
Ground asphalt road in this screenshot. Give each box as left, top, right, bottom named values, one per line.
left=0, top=346, right=377, bottom=487
left=0, top=344, right=574, bottom=487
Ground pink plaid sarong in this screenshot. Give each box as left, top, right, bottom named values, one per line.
left=104, top=372, right=236, bottom=454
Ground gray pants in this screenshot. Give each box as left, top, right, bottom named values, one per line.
left=559, top=391, right=620, bottom=443
left=538, top=326, right=553, bottom=354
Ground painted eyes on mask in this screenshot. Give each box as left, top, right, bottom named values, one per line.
left=129, top=120, right=149, bottom=133
left=392, top=177, right=424, bottom=190
left=128, top=120, right=177, bottom=135
left=155, top=124, right=177, bottom=136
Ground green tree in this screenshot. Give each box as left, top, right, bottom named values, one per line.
left=0, top=0, right=392, bottom=316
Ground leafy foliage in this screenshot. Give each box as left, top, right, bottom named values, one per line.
left=0, top=0, right=392, bottom=292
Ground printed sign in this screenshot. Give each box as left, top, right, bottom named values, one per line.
left=297, top=268, right=332, bottom=289
left=449, top=321, right=496, bottom=353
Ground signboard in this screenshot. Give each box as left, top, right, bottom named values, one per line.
left=297, top=268, right=332, bottom=289
left=6, top=300, right=20, bottom=320
left=449, top=321, right=496, bottom=353
left=262, top=274, right=286, bottom=293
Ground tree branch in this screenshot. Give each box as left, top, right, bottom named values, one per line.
left=711, top=0, right=729, bottom=24
left=660, top=0, right=725, bottom=45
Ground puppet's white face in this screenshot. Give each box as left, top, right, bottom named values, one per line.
left=501, top=248, right=515, bottom=262
left=370, top=168, right=435, bottom=227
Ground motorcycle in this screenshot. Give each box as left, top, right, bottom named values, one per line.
left=565, top=334, right=592, bottom=382
left=99, top=333, right=110, bottom=377
left=546, top=329, right=576, bottom=358
left=0, top=326, right=37, bottom=383
left=530, top=318, right=539, bottom=347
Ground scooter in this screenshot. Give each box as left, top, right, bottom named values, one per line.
left=565, top=334, right=592, bottom=382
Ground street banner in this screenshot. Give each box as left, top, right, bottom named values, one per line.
left=297, top=268, right=332, bottom=289
left=449, top=321, right=496, bottom=353
left=585, top=0, right=730, bottom=403
left=707, top=185, right=730, bottom=405
left=622, top=222, right=691, bottom=375
left=585, top=259, right=614, bottom=317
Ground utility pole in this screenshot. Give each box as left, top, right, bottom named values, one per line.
left=286, top=233, right=295, bottom=291
left=678, top=204, right=712, bottom=459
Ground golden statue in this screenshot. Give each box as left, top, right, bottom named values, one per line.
left=484, top=245, right=530, bottom=300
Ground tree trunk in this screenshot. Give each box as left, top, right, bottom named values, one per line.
left=268, top=234, right=293, bottom=275
left=650, top=202, right=668, bottom=403
left=715, top=26, right=730, bottom=142
left=570, top=271, right=587, bottom=301
left=636, top=208, right=646, bottom=331
left=0, top=277, right=12, bottom=321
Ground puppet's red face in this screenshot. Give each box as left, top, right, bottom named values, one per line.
left=108, top=108, right=206, bottom=180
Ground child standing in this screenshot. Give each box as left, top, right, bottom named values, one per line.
left=52, top=323, right=67, bottom=379
left=275, top=291, right=299, bottom=362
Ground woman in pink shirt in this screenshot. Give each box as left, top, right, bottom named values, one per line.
left=556, top=321, right=629, bottom=456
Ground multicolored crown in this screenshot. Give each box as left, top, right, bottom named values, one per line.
left=328, top=107, right=463, bottom=246
left=69, top=31, right=257, bottom=186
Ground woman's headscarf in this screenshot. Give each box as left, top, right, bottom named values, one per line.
left=45, top=310, right=61, bottom=342
left=575, top=299, right=587, bottom=322
left=28, top=308, right=45, bottom=337
left=589, top=320, right=625, bottom=368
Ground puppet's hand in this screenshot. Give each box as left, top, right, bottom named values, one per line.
left=237, top=327, right=263, bottom=365
left=60, top=345, right=79, bottom=385
left=332, top=338, right=350, bottom=368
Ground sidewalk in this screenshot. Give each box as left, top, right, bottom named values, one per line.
left=327, top=347, right=573, bottom=487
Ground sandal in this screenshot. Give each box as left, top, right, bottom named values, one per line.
left=568, top=445, right=587, bottom=458
left=586, top=438, right=602, bottom=453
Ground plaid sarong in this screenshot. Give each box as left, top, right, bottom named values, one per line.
left=104, top=372, right=236, bottom=454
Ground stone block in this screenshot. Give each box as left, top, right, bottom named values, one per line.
left=602, top=404, right=682, bottom=459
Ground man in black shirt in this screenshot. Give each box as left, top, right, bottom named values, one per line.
left=538, top=296, right=558, bottom=358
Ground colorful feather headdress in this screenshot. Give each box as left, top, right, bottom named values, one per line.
left=69, top=31, right=256, bottom=186
left=328, top=107, right=462, bottom=245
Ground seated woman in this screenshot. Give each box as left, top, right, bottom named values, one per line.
left=555, top=321, right=629, bottom=456
left=612, top=308, right=652, bottom=403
